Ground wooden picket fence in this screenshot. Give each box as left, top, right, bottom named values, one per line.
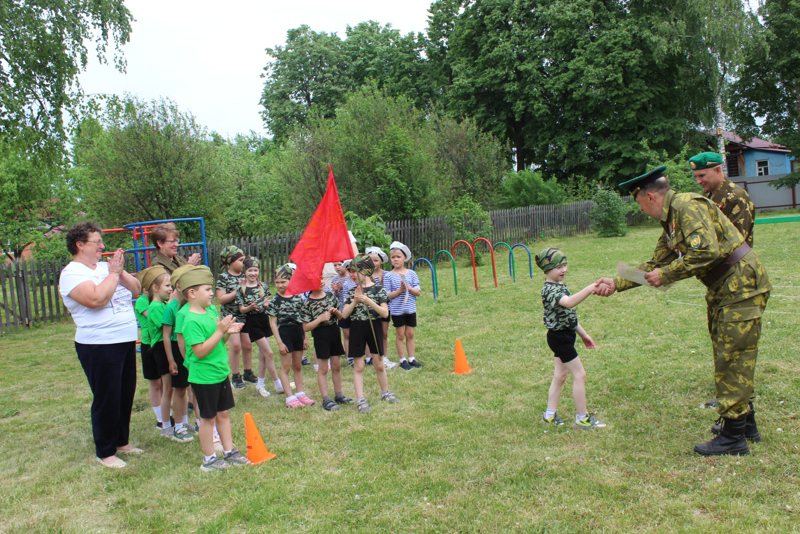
left=1, top=199, right=644, bottom=332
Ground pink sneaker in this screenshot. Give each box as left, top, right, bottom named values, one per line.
left=285, top=397, right=304, bottom=408
left=297, top=395, right=315, bottom=406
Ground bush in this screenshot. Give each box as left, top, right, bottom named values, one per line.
left=590, top=188, right=632, bottom=237
left=444, top=195, right=493, bottom=266
left=345, top=211, right=391, bottom=251
left=499, top=170, right=565, bottom=208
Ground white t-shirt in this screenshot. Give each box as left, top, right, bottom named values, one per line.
left=59, top=261, right=138, bottom=344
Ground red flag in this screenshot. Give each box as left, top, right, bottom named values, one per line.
left=285, top=166, right=352, bottom=295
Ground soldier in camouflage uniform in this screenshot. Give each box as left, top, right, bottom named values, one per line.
left=598, top=165, right=771, bottom=456
left=690, top=152, right=755, bottom=247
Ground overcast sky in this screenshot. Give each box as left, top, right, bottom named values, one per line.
left=79, top=0, right=435, bottom=139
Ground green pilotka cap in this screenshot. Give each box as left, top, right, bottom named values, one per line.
left=138, top=266, right=168, bottom=291
left=170, top=265, right=194, bottom=289
left=535, top=247, right=567, bottom=273
left=618, top=165, right=667, bottom=198
left=689, top=152, right=724, bottom=170
left=176, top=266, right=214, bottom=290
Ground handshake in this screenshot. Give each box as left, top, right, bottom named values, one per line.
left=592, top=278, right=617, bottom=297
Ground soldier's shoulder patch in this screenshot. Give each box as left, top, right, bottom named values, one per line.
left=689, top=233, right=702, bottom=249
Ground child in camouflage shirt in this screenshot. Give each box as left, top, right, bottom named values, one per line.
left=535, top=247, right=606, bottom=431
left=215, top=246, right=254, bottom=389
left=266, top=265, right=313, bottom=408
left=301, top=277, right=353, bottom=411
left=341, top=254, right=399, bottom=413
left=235, top=256, right=281, bottom=398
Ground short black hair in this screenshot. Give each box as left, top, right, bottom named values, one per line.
left=65, top=221, right=103, bottom=255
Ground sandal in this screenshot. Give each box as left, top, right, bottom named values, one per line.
left=322, top=399, right=340, bottom=412
left=357, top=399, right=371, bottom=413
left=334, top=394, right=353, bottom=404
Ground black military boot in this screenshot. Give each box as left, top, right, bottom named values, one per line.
left=695, top=415, right=750, bottom=456
left=710, top=403, right=762, bottom=442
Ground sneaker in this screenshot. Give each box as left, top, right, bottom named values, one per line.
left=313, top=364, right=319, bottom=371
left=161, top=426, right=174, bottom=438
left=573, top=414, right=606, bottom=430
left=399, top=360, right=413, bottom=371
left=187, top=424, right=198, bottom=435
left=347, top=357, right=355, bottom=367
left=223, top=449, right=252, bottom=466
left=409, top=359, right=423, bottom=368
left=383, top=357, right=397, bottom=369
left=231, top=374, right=246, bottom=389
left=542, top=412, right=565, bottom=426
left=297, top=395, right=315, bottom=406
left=357, top=399, right=371, bottom=413
left=200, top=455, right=230, bottom=472
left=256, top=386, right=271, bottom=397
left=242, top=370, right=257, bottom=384
left=275, top=382, right=285, bottom=394
left=380, top=392, right=399, bottom=404
left=171, top=426, right=194, bottom=443
left=286, top=397, right=304, bottom=408
left=322, top=399, right=340, bottom=411
left=334, top=394, right=354, bottom=404
left=365, top=358, right=373, bottom=366
left=301, top=356, right=311, bottom=366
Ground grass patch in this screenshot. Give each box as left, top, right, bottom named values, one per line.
left=1, top=224, right=799, bottom=533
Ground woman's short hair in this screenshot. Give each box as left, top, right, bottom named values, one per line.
left=65, top=222, right=103, bottom=255
left=151, top=223, right=180, bottom=248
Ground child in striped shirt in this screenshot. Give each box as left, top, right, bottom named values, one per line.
left=385, top=242, right=423, bottom=370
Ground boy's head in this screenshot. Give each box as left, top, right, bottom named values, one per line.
left=535, top=247, right=567, bottom=274
left=333, top=261, right=346, bottom=277
left=177, top=267, right=215, bottom=307
left=350, top=253, right=375, bottom=277
left=274, top=264, right=293, bottom=294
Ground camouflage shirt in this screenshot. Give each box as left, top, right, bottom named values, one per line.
left=614, top=190, right=771, bottom=306
left=234, top=282, right=271, bottom=316
left=345, top=284, right=389, bottom=321
left=300, top=292, right=340, bottom=328
left=216, top=270, right=245, bottom=320
left=265, top=293, right=305, bottom=327
left=706, top=178, right=754, bottom=247
left=541, top=281, right=578, bottom=331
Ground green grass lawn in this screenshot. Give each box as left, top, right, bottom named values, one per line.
left=1, top=223, right=798, bottom=533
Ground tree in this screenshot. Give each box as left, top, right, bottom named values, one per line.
left=73, top=98, right=225, bottom=230
left=0, top=0, right=132, bottom=160
left=729, top=0, right=800, bottom=187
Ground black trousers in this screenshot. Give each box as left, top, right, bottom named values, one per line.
left=75, top=341, right=137, bottom=458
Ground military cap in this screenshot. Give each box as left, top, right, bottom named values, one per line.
left=275, top=264, right=294, bottom=280
left=535, top=247, right=567, bottom=273
left=689, top=152, right=723, bottom=170
left=170, top=264, right=195, bottom=289
left=619, top=165, right=667, bottom=198
left=349, top=253, right=375, bottom=276
left=219, top=245, right=244, bottom=266
left=139, top=265, right=168, bottom=291
left=176, top=266, right=214, bottom=291
left=243, top=256, right=260, bottom=271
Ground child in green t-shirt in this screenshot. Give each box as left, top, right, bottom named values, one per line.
left=179, top=267, right=250, bottom=472
left=133, top=271, right=164, bottom=429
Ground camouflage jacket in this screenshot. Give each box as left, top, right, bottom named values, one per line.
left=234, top=282, right=271, bottom=316
left=345, top=284, right=389, bottom=321
left=615, top=190, right=770, bottom=305
left=706, top=178, right=754, bottom=247
left=265, top=293, right=305, bottom=326
left=541, top=282, right=578, bottom=331
left=300, top=292, right=340, bottom=328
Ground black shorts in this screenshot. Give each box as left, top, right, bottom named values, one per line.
left=152, top=342, right=171, bottom=376
left=349, top=320, right=384, bottom=358
left=171, top=340, right=189, bottom=389
left=189, top=379, right=235, bottom=419
left=311, top=324, right=345, bottom=360
left=140, top=343, right=160, bottom=380
left=278, top=324, right=305, bottom=352
left=391, top=313, right=417, bottom=328
left=338, top=317, right=351, bottom=329
left=242, top=313, right=272, bottom=342
left=547, top=329, right=578, bottom=363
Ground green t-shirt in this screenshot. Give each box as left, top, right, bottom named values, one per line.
left=134, top=295, right=150, bottom=344
left=146, top=300, right=167, bottom=344
left=184, top=308, right=231, bottom=384
left=160, top=298, right=181, bottom=342
left=176, top=303, right=217, bottom=335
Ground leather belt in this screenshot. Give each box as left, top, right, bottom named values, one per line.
left=700, top=243, right=751, bottom=287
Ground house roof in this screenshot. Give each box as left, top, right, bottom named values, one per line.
left=723, top=131, right=791, bottom=154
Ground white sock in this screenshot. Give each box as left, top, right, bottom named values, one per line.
left=287, top=395, right=297, bottom=402
left=545, top=409, right=556, bottom=419
left=576, top=413, right=587, bottom=421
left=400, top=357, right=407, bottom=362
left=153, top=406, right=162, bottom=422
left=409, top=357, right=416, bottom=361
left=257, top=378, right=265, bottom=388
left=297, top=391, right=306, bottom=397
left=204, top=454, right=216, bottom=463
left=162, top=421, right=172, bottom=430
left=224, top=449, right=233, bottom=456
left=273, top=379, right=282, bottom=388
left=182, top=415, right=189, bottom=425
left=175, top=422, right=185, bottom=430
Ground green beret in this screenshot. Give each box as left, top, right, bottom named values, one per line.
left=619, top=165, right=666, bottom=197
left=139, top=266, right=168, bottom=291
left=170, top=264, right=194, bottom=289
left=689, top=152, right=723, bottom=170
left=535, top=247, right=567, bottom=273
left=243, top=256, right=260, bottom=271
left=177, top=266, right=214, bottom=291
left=350, top=253, right=375, bottom=276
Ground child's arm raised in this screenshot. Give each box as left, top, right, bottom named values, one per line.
left=576, top=322, right=596, bottom=349
left=558, top=282, right=601, bottom=309
left=192, top=315, right=241, bottom=359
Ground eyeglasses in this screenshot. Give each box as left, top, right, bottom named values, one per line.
left=166, top=239, right=180, bottom=244
left=85, top=239, right=104, bottom=246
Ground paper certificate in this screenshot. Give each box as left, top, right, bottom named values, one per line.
left=616, top=262, right=669, bottom=291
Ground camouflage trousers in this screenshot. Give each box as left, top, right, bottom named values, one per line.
left=706, top=291, right=769, bottom=419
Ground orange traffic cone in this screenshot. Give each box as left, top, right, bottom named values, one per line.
left=245, top=412, right=276, bottom=464
left=454, top=339, right=471, bottom=374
